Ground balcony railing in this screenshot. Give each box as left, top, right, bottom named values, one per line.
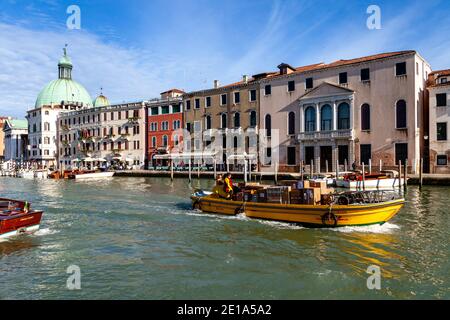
left=298, top=129, right=354, bottom=141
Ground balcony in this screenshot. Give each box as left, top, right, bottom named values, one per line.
left=298, top=129, right=354, bottom=141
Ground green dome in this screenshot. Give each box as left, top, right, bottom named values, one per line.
left=35, top=79, right=93, bottom=108
left=93, top=94, right=110, bottom=107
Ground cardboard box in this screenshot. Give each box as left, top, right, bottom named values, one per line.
left=297, top=180, right=310, bottom=189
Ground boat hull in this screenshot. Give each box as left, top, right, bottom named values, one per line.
left=74, top=172, right=115, bottom=179
left=192, top=196, right=404, bottom=227
left=342, top=178, right=404, bottom=190
left=0, top=211, right=43, bottom=239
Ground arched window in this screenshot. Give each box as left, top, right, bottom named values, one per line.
left=288, top=112, right=296, bottom=135
left=305, top=107, right=316, bottom=132
left=234, top=136, right=238, bottom=148
left=396, top=100, right=407, bottom=128
left=250, top=111, right=257, bottom=127
left=338, top=102, right=350, bottom=129
left=173, top=134, right=179, bottom=146
left=321, top=104, right=332, bottom=131
left=221, top=113, right=227, bottom=129
left=152, top=136, right=157, bottom=147
left=234, top=112, right=240, bottom=128
left=162, top=135, right=168, bottom=147
left=361, top=104, right=371, bottom=130
left=265, top=114, right=271, bottom=137
left=205, top=115, right=211, bottom=130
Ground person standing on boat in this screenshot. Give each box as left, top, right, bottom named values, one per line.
left=224, top=173, right=234, bottom=195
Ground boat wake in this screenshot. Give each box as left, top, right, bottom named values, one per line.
left=32, top=228, right=58, bottom=237
left=329, top=222, right=400, bottom=234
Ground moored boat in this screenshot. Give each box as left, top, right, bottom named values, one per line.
left=69, top=171, right=115, bottom=179
left=191, top=185, right=404, bottom=227
left=338, top=170, right=404, bottom=190
left=0, top=198, right=44, bottom=239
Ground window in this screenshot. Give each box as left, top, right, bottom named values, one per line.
left=360, top=144, right=371, bottom=165
left=396, top=100, right=407, bottom=128
left=288, top=112, right=296, bottom=135
left=111, top=112, right=114, bottom=121
left=320, top=105, right=332, bottom=131
left=173, top=120, right=181, bottom=130
left=205, top=97, right=211, bottom=108
left=265, top=114, right=271, bottom=137
left=44, top=122, right=50, bottom=131
left=221, top=114, right=227, bottom=129
left=361, top=104, right=371, bottom=131
left=234, top=112, right=240, bottom=128
left=193, top=121, right=201, bottom=133
left=233, top=136, right=238, bottom=149
left=162, top=135, right=168, bottom=147
left=186, top=122, right=191, bottom=133
left=361, top=68, right=370, bottom=81
left=437, top=122, right=447, bottom=141
left=339, top=72, right=348, bottom=84
left=437, top=155, right=448, bottom=166
left=338, top=102, right=350, bottom=129
left=205, top=115, right=212, bottom=130
left=250, top=111, right=257, bottom=127
left=161, top=106, right=170, bottom=114
left=186, top=100, right=191, bottom=110
left=264, top=85, right=271, bottom=95
left=441, top=78, right=448, bottom=84
left=287, top=146, right=296, bottom=165
left=234, top=92, right=240, bottom=104
left=436, top=93, right=447, bottom=107
left=221, top=94, right=227, bottom=106
left=172, top=104, right=181, bottom=113
left=249, top=90, right=257, bottom=102
left=396, top=62, right=407, bottom=76
left=288, top=80, right=295, bottom=92
left=395, top=143, right=408, bottom=165
left=118, top=111, right=122, bottom=120
left=195, top=99, right=200, bottom=109
left=305, top=106, right=316, bottom=132
left=305, top=78, right=313, bottom=89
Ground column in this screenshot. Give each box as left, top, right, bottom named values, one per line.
left=299, top=104, right=304, bottom=133
left=315, top=103, right=320, bottom=132
left=332, top=101, right=337, bottom=131
left=332, top=143, right=338, bottom=172
left=349, top=98, right=355, bottom=130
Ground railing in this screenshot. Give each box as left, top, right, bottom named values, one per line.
left=298, top=129, right=354, bottom=140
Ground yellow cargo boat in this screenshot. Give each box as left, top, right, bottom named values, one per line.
left=191, top=191, right=404, bottom=228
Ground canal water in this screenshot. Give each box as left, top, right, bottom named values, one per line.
left=0, top=177, right=448, bottom=299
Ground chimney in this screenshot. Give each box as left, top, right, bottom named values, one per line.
left=243, top=75, right=249, bottom=84
left=213, top=80, right=220, bottom=88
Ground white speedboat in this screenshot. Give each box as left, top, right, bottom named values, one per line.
left=18, top=171, right=35, bottom=179
left=71, top=171, right=115, bottom=180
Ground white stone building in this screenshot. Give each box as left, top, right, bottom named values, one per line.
left=2, top=119, right=28, bottom=161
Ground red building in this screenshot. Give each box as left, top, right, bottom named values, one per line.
left=146, top=89, right=184, bottom=167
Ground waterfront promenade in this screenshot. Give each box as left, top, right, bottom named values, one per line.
left=114, top=170, right=450, bottom=186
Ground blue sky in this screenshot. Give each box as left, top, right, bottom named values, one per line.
left=0, top=0, right=449, bottom=117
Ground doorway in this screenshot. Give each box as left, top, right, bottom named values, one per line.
left=320, top=146, right=332, bottom=172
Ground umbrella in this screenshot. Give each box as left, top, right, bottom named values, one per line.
left=95, top=158, right=107, bottom=162
left=71, top=159, right=81, bottom=163
left=83, top=157, right=94, bottom=162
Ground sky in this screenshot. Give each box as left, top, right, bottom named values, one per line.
left=0, top=0, right=449, bottom=118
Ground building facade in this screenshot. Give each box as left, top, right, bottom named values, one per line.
left=183, top=77, right=260, bottom=169
left=428, top=69, right=450, bottom=173
left=57, top=100, right=146, bottom=169
left=259, top=51, right=432, bottom=173
left=26, top=48, right=93, bottom=168
left=147, top=89, right=184, bottom=167
left=2, top=119, right=28, bottom=161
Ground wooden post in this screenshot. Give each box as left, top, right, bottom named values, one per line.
left=274, top=161, right=278, bottom=185
left=369, top=159, right=372, bottom=174
left=170, top=159, right=174, bottom=181
left=379, top=159, right=382, bottom=172
left=213, top=159, right=217, bottom=179
left=398, top=160, right=402, bottom=190
left=419, top=158, right=423, bottom=190
left=325, top=160, right=329, bottom=173
left=188, top=158, right=192, bottom=183
left=317, top=156, right=321, bottom=174
left=244, top=159, right=248, bottom=184
left=362, top=162, right=365, bottom=191
left=300, top=160, right=304, bottom=181
left=403, top=159, right=407, bottom=191
left=344, top=159, right=348, bottom=172
left=197, top=160, right=200, bottom=178
left=310, top=160, right=313, bottom=179
left=335, top=159, right=339, bottom=185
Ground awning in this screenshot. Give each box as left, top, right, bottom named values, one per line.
left=153, top=151, right=218, bottom=160
left=83, top=157, right=95, bottom=162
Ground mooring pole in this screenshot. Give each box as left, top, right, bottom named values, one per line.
left=170, top=159, right=174, bottom=181
left=310, top=160, right=313, bottom=179
left=419, top=158, right=423, bottom=190
left=362, top=162, right=366, bottom=191
left=188, top=158, right=192, bottom=183
left=369, top=159, right=372, bottom=174
left=398, top=160, right=402, bottom=190
left=300, top=160, right=304, bottom=181
left=403, top=159, right=408, bottom=192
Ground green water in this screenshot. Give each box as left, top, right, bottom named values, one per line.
left=0, top=177, right=448, bottom=299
